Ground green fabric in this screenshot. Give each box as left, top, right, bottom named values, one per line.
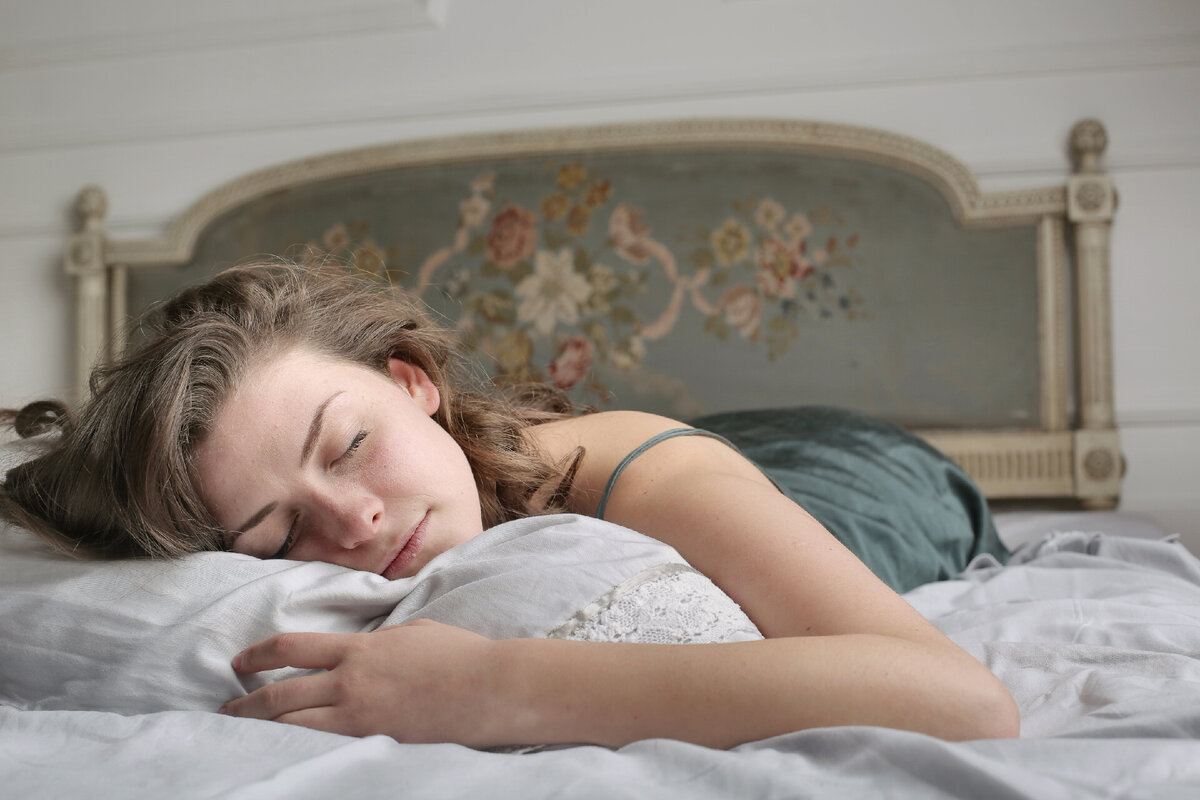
left=688, top=406, right=1009, bottom=593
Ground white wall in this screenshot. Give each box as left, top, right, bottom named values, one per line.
left=2, top=0, right=1198, bottom=545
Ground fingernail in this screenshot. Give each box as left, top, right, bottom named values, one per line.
left=231, top=652, right=244, bottom=671
left=218, top=703, right=229, bottom=715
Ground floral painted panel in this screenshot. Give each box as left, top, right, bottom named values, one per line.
left=128, top=149, right=1041, bottom=427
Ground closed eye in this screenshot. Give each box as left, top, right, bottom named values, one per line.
left=270, top=516, right=300, bottom=560
left=269, top=431, right=368, bottom=559
left=337, top=430, right=368, bottom=465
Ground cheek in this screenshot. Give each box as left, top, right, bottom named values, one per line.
left=436, top=430, right=478, bottom=489
left=367, top=419, right=479, bottom=504
left=364, top=429, right=430, bottom=492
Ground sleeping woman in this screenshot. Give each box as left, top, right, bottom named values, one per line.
left=0, top=261, right=1019, bottom=748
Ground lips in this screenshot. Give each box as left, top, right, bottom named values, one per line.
left=382, top=511, right=429, bottom=580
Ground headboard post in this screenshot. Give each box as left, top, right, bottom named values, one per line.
left=1067, top=120, right=1122, bottom=505
left=64, top=185, right=110, bottom=403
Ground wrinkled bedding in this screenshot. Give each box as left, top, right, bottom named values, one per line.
left=3, top=520, right=1200, bottom=798
left=0, top=514, right=757, bottom=714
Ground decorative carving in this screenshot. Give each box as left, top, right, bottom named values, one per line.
left=104, top=118, right=1057, bottom=269
left=75, top=185, right=108, bottom=230
left=1070, top=119, right=1108, bottom=173
left=1082, top=447, right=1116, bottom=481
left=70, top=239, right=95, bottom=267
left=1073, top=180, right=1106, bottom=212
left=1067, top=174, right=1115, bottom=223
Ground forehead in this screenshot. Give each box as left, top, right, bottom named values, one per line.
left=192, top=349, right=378, bottom=484
left=217, top=349, right=327, bottom=423
left=227, top=347, right=382, bottom=415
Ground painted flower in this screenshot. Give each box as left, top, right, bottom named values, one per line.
left=608, top=204, right=653, bottom=264
left=471, top=171, right=496, bottom=195
left=782, top=212, right=813, bottom=245
left=557, top=161, right=588, bottom=190
left=755, top=236, right=814, bottom=298
left=493, top=329, right=533, bottom=373
left=486, top=205, right=539, bottom=269
left=711, top=218, right=751, bottom=266
left=323, top=222, right=351, bottom=252
left=586, top=180, right=613, bottom=207
left=352, top=239, right=387, bottom=277
left=754, top=198, right=785, bottom=233
left=515, top=248, right=593, bottom=335
left=444, top=268, right=471, bottom=299
left=548, top=336, right=595, bottom=390
left=459, top=194, right=491, bottom=229
left=475, top=291, right=514, bottom=324
left=720, top=284, right=763, bottom=341
left=541, top=192, right=569, bottom=221
left=583, top=262, right=618, bottom=314
left=589, top=262, right=618, bottom=295
left=297, top=244, right=325, bottom=266
left=566, top=203, right=591, bottom=236
left=610, top=335, right=647, bottom=371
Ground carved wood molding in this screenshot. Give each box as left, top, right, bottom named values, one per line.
left=919, top=428, right=1120, bottom=507
left=101, top=118, right=1068, bottom=268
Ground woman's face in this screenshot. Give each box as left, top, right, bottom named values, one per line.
left=192, top=347, right=485, bottom=579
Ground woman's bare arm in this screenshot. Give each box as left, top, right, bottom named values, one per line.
left=529, top=411, right=1019, bottom=742
left=226, top=615, right=1014, bottom=748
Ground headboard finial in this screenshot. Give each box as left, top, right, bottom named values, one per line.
left=1070, top=119, right=1108, bottom=174
left=74, top=185, right=108, bottom=232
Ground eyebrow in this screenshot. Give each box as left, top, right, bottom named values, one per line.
left=233, top=502, right=277, bottom=539
left=300, top=392, right=343, bottom=468
left=229, top=390, right=343, bottom=539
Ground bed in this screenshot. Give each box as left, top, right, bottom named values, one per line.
left=4, top=118, right=1200, bottom=798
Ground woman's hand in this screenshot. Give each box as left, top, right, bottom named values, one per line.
left=220, top=619, right=508, bottom=746
left=223, top=619, right=1017, bottom=748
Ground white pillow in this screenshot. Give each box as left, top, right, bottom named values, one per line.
left=0, top=511, right=705, bottom=714
left=1, top=433, right=766, bottom=715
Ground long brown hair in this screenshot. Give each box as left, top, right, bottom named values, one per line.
left=1, top=261, right=579, bottom=559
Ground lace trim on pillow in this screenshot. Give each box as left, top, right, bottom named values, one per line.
left=492, top=565, right=759, bottom=753
left=548, top=563, right=760, bottom=644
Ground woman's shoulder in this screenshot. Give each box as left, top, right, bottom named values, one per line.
left=526, top=411, right=762, bottom=517
left=524, top=412, right=686, bottom=512
left=527, top=411, right=691, bottom=460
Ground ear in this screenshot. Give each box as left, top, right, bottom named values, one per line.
left=386, top=357, right=441, bottom=416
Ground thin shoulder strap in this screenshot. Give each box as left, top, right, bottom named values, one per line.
left=595, top=428, right=737, bottom=520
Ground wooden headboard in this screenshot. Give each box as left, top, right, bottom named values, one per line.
left=62, top=118, right=1121, bottom=507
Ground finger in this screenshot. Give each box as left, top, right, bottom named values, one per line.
left=273, top=705, right=369, bottom=739
left=220, top=673, right=335, bottom=721
left=233, top=632, right=359, bottom=674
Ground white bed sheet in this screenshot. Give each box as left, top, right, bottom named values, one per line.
left=3, top=511, right=1200, bottom=798
left=992, top=509, right=1169, bottom=550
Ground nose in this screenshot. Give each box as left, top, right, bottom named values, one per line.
left=314, top=488, right=383, bottom=550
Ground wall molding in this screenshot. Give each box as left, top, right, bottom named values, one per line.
left=0, top=0, right=448, bottom=70
left=1, top=30, right=1197, bottom=155
left=2, top=133, right=1197, bottom=243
